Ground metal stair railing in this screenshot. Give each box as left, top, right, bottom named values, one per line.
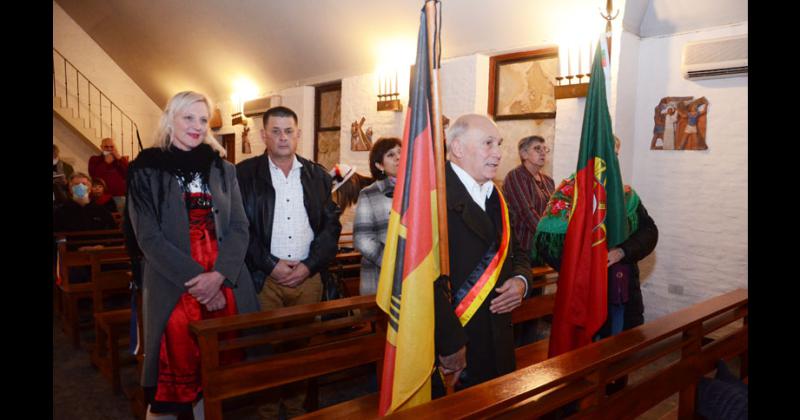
left=53, top=47, right=144, bottom=158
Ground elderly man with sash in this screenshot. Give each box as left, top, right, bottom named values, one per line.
left=433, top=114, right=533, bottom=396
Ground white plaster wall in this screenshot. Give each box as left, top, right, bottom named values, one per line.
left=553, top=97, right=585, bottom=184
left=219, top=87, right=315, bottom=165
left=340, top=73, right=407, bottom=176
left=336, top=54, right=486, bottom=230
left=282, top=86, right=316, bottom=161
left=613, top=30, right=641, bottom=182
left=53, top=117, right=96, bottom=176
left=631, top=23, right=748, bottom=321
left=53, top=1, right=162, bottom=159
left=338, top=53, right=491, bottom=178
left=440, top=55, right=483, bottom=119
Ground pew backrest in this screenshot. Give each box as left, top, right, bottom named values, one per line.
left=55, top=229, right=125, bottom=289
left=190, top=295, right=385, bottom=420
left=384, top=288, right=748, bottom=420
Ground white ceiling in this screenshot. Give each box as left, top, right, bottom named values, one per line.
left=54, top=0, right=747, bottom=107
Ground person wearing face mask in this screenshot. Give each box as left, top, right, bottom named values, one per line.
left=353, top=137, right=402, bottom=296
left=53, top=172, right=117, bottom=232
left=127, top=91, right=258, bottom=420
left=53, top=144, right=74, bottom=208
left=53, top=173, right=117, bottom=287
left=89, top=137, right=129, bottom=211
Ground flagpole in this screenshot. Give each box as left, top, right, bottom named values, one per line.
left=424, top=0, right=449, bottom=277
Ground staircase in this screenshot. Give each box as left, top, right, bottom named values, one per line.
left=53, top=48, right=142, bottom=158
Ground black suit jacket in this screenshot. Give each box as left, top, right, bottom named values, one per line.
left=434, top=162, right=533, bottom=388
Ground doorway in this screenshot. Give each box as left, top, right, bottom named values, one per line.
left=314, top=81, right=341, bottom=171
left=220, top=133, right=236, bottom=164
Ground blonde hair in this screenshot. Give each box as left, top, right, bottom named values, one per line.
left=155, top=91, right=226, bottom=157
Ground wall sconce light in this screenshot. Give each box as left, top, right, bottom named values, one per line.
left=554, top=0, right=618, bottom=100
left=231, top=112, right=244, bottom=126
left=377, top=71, right=403, bottom=112
left=554, top=43, right=591, bottom=100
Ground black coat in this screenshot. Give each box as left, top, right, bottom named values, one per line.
left=53, top=200, right=117, bottom=232
left=236, top=154, right=342, bottom=292
left=434, top=163, right=533, bottom=389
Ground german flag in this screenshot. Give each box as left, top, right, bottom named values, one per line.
left=376, top=2, right=442, bottom=415
left=549, top=40, right=630, bottom=357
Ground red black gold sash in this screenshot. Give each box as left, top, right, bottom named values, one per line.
left=453, top=187, right=511, bottom=326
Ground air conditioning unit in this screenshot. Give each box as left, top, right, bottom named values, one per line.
left=242, top=95, right=282, bottom=117
left=682, top=34, right=747, bottom=80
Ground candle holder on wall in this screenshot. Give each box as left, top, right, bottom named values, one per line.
left=554, top=73, right=589, bottom=100
left=377, top=93, right=403, bottom=112
left=376, top=72, right=403, bottom=112
left=555, top=0, right=618, bottom=100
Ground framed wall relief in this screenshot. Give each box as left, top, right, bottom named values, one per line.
left=650, top=96, right=710, bottom=151
left=489, top=48, right=559, bottom=120
left=350, top=117, right=373, bottom=151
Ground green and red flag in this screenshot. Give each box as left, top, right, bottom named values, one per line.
left=548, top=39, right=630, bottom=357
left=375, top=2, right=443, bottom=415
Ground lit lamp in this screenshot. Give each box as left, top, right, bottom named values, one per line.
left=231, top=112, right=244, bottom=125
left=377, top=70, right=403, bottom=112
left=554, top=0, right=618, bottom=100
left=230, top=78, right=259, bottom=125
left=231, top=93, right=244, bottom=125
left=554, top=42, right=591, bottom=100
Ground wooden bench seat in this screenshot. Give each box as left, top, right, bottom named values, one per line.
left=91, top=308, right=133, bottom=394
left=88, top=259, right=133, bottom=394
left=304, top=289, right=748, bottom=419
left=190, top=266, right=556, bottom=419
left=299, top=274, right=558, bottom=420
left=190, top=295, right=384, bottom=420
left=54, top=230, right=129, bottom=348
left=329, top=250, right=363, bottom=298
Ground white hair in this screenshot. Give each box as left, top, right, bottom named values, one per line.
left=445, top=114, right=498, bottom=150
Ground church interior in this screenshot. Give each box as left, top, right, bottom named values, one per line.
left=52, top=0, right=748, bottom=418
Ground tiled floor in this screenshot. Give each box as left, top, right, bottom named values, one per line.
left=53, top=315, right=136, bottom=420
left=53, top=314, right=373, bottom=420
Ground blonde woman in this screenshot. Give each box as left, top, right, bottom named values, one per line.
left=128, top=91, right=258, bottom=419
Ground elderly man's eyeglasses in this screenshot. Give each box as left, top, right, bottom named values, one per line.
left=531, top=145, right=550, bottom=154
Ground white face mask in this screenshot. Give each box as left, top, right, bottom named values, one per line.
left=53, top=158, right=59, bottom=165
left=102, top=150, right=112, bottom=156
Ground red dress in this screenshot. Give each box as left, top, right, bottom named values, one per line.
left=152, top=188, right=242, bottom=407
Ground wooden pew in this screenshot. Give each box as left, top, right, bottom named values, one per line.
left=189, top=295, right=385, bottom=420
left=111, top=211, right=123, bottom=227
left=188, top=266, right=555, bottom=420
left=329, top=230, right=361, bottom=297
left=330, top=250, right=362, bottom=297
left=512, top=269, right=557, bottom=368
left=54, top=229, right=126, bottom=348
left=295, top=266, right=557, bottom=419
left=84, top=246, right=134, bottom=394
left=338, top=230, right=354, bottom=250
left=302, top=288, right=748, bottom=419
